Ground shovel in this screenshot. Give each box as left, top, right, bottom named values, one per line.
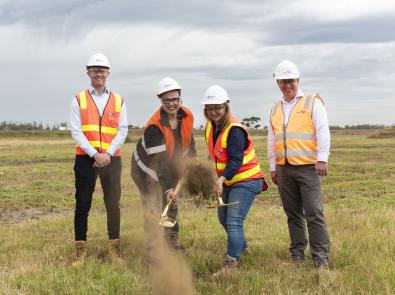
left=206, top=191, right=239, bottom=209
left=159, top=180, right=182, bottom=227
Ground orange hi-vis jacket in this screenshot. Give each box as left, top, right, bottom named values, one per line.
left=205, top=117, right=265, bottom=186
left=75, top=89, right=123, bottom=156
left=146, top=106, right=194, bottom=160
left=270, top=93, right=323, bottom=165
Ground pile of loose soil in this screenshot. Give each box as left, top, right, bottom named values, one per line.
left=181, top=159, right=217, bottom=206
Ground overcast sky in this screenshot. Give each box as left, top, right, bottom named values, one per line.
left=1, top=0, right=394, bottom=127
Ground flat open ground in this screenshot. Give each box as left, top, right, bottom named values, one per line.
left=0, top=130, right=394, bottom=294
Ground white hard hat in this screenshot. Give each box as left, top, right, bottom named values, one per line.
left=86, top=53, right=110, bottom=69
left=273, top=60, right=299, bottom=80
left=157, top=77, right=182, bottom=96
left=201, top=85, right=230, bottom=105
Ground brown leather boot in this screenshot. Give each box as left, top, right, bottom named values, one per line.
left=72, top=240, right=87, bottom=267
left=108, top=239, right=123, bottom=264
left=212, top=255, right=238, bottom=278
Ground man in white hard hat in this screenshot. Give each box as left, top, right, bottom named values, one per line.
left=268, top=60, right=331, bottom=269
left=131, top=77, right=196, bottom=255
left=70, top=53, right=128, bottom=266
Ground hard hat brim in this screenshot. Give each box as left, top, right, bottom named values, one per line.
left=275, top=74, right=299, bottom=80
left=274, top=73, right=300, bottom=80
left=201, top=99, right=229, bottom=105
left=86, top=65, right=110, bottom=69
left=157, top=88, right=181, bottom=96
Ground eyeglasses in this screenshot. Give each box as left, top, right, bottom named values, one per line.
left=162, top=97, right=180, bottom=105
left=205, top=105, right=225, bottom=112
left=279, top=79, right=297, bottom=85
left=88, top=68, right=109, bottom=75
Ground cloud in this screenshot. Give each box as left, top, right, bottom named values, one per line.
left=0, top=0, right=394, bottom=126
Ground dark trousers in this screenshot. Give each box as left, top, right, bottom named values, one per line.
left=74, top=155, right=122, bottom=241
left=131, top=158, right=179, bottom=251
left=277, top=163, right=330, bottom=261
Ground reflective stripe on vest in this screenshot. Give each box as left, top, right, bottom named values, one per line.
left=77, top=90, right=122, bottom=111
left=75, top=89, right=123, bottom=156
left=86, top=140, right=110, bottom=150
left=205, top=117, right=264, bottom=186
left=226, top=163, right=263, bottom=185
left=275, top=150, right=317, bottom=158
left=270, top=93, right=322, bottom=165
left=141, top=138, right=167, bottom=155
left=133, top=151, right=159, bottom=181
left=81, top=125, right=118, bottom=135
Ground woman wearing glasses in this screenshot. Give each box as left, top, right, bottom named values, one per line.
left=131, top=77, right=196, bottom=255
left=202, top=85, right=267, bottom=277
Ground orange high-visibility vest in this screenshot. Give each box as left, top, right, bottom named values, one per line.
left=205, top=117, right=264, bottom=186
left=75, top=89, right=123, bottom=156
left=145, top=106, right=194, bottom=160
left=270, top=93, right=323, bottom=165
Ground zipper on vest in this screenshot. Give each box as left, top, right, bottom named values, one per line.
left=99, top=92, right=112, bottom=153
left=213, top=127, right=221, bottom=177
left=99, top=115, right=102, bottom=152
left=283, top=123, right=287, bottom=162
left=282, top=97, right=302, bottom=163
left=88, top=91, right=107, bottom=153
left=214, top=157, right=220, bottom=177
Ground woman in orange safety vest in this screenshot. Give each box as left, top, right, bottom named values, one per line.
left=131, top=77, right=196, bottom=252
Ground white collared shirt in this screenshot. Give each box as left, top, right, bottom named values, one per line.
left=70, top=86, right=128, bottom=157
left=267, top=88, right=330, bottom=171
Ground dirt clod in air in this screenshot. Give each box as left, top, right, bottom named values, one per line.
left=181, top=159, right=216, bottom=206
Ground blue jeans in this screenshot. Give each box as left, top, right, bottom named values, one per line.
left=218, top=179, right=263, bottom=260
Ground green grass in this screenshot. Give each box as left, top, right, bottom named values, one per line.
left=0, top=131, right=394, bottom=294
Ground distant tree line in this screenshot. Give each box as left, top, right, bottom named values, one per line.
left=0, top=121, right=67, bottom=131
left=128, top=125, right=141, bottom=130
left=329, top=124, right=388, bottom=130
left=0, top=121, right=392, bottom=131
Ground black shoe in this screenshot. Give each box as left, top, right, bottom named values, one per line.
left=291, top=254, right=304, bottom=263
left=165, top=231, right=183, bottom=251
left=314, top=257, right=330, bottom=269
left=170, top=243, right=185, bottom=252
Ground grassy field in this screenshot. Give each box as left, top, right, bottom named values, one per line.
left=0, top=130, right=394, bottom=294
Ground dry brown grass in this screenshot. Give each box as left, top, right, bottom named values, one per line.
left=367, top=127, right=395, bottom=138
left=1, top=132, right=395, bottom=294
left=0, top=137, right=73, bottom=146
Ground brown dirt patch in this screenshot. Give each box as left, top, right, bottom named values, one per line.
left=0, top=207, right=69, bottom=224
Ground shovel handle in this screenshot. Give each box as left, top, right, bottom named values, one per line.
left=161, top=198, right=173, bottom=217
left=205, top=192, right=226, bottom=208
left=174, top=178, right=183, bottom=195
left=215, top=191, right=225, bottom=206
left=160, top=178, right=182, bottom=218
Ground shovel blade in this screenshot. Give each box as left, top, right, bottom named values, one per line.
left=159, top=217, right=177, bottom=227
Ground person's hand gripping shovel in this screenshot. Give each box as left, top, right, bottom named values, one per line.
left=159, top=180, right=182, bottom=227
left=206, top=191, right=239, bottom=209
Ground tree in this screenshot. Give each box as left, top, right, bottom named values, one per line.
left=241, top=117, right=261, bottom=129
